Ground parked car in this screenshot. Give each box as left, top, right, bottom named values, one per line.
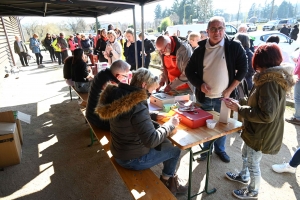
left=256, top=18, right=269, bottom=23
left=277, top=18, right=298, bottom=30
left=246, top=23, right=257, bottom=31
left=262, top=20, right=280, bottom=31
left=248, top=31, right=299, bottom=55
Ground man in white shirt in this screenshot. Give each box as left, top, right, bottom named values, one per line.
left=185, top=16, right=247, bottom=163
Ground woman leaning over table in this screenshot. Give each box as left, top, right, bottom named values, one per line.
left=223, top=43, right=294, bottom=200
left=95, top=68, right=187, bottom=196
left=71, top=48, right=94, bottom=93
left=103, top=30, right=122, bottom=65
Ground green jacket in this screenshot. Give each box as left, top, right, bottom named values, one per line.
left=239, top=66, right=294, bottom=154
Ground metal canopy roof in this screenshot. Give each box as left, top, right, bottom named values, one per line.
left=0, top=0, right=162, bottom=17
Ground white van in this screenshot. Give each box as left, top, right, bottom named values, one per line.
left=166, top=23, right=237, bottom=37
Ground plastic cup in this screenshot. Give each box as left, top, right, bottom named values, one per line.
left=206, top=119, right=217, bottom=129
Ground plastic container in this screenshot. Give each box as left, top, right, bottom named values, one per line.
left=206, top=119, right=217, bottom=129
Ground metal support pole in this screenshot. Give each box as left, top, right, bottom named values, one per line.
left=132, top=6, right=138, bottom=70
left=1, top=17, right=16, bottom=66
left=141, top=4, right=145, bottom=68
left=95, top=17, right=99, bottom=33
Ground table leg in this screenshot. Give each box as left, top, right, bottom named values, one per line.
left=88, top=129, right=97, bottom=147
left=204, top=141, right=217, bottom=194
left=188, top=139, right=217, bottom=199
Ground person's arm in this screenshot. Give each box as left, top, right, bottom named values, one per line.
left=185, top=49, right=203, bottom=90
left=294, top=54, right=300, bottom=75
left=14, top=41, right=17, bottom=53
left=222, top=43, right=248, bottom=98
left=169, top=44, right=192, bottom=89
left=111, top=42, right=122, bottom=60
left=132, top=105, right=177, bottom=148
left=123, top=41, right=129, bottom=57
left=238, top=82, right=279, bottom=123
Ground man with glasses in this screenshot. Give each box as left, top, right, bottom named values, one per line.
left=155, top=34, right=192, bottom=93
left=86, top=60, right=130, bottom=130
left=185, top=16, right=247, bottom=163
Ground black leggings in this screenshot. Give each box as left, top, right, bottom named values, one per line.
left=48, top=47, right=55, bottom=61
left=35, top=53, right=43, bottom=65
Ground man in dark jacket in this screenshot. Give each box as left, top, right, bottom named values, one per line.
left=290, top=24, right=299, bottom=41
left=139, top=33, right=155, bottom=69
left=86, top=60, right=130, bottom=130
left=14, top=35, right=28, bottom=66
left=185, top=16, right=247, bottom=163
left=280, top=24, right=290, bottom=36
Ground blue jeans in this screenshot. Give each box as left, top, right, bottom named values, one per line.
left=239, top=143, right=262, bottom=193
left=290, top=147, right=300, bottom=168
left=115, top=139, right=181, bottom=177
left=200, top=97, right=226, bottom=153
left=294, top=81, right=300, bottom=120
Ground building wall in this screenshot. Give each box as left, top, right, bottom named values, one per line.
left=0, top=16, right=22, bottom=75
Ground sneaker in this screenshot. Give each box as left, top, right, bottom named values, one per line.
left=225, top=172, right=249, bottom=184
left=232, top=188, right=258, bottom=199
left=272, top=162, right=296, bottom=173
left=285, top=117, right=300, bottom=125
left=215, top=151, right=230, bottom=163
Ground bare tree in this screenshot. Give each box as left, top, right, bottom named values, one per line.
left=198, top=0, right=213, bottom=23
left=22, top=21, right=39, bottom=40
left=66, top=18, right=87, bottom=34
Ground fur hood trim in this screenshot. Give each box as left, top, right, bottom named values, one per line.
left=253, top=66, right=295, bottom=91
left=95, top=84, right=148, bottom=120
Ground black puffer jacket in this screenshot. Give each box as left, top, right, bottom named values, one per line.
left=86, top=68, right=120, bottom=130
left=95, top=83, right=174, bottom=160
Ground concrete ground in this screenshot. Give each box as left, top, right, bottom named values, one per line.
left=0, top=52, right=299, bottom=200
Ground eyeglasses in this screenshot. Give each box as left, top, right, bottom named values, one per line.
left=159, top=43, right=171, bottom=54
left=200, top=31, right=207, bottom=34
left=116, top=74, right=128, bottom=79
left=208, top=27, right=225, bottom=33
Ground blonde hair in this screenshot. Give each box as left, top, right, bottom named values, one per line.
left=107, top=30, right=117, bottom=38
left=33, top=33, right=39, bottom=38
left=130, top=68, right=159, bottom=89
left=188, top=32, right=200, bottom=41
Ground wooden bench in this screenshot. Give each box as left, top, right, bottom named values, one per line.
left=70, top=86, right=88, bottom=107
left=80, top=108, right=176, bottom=200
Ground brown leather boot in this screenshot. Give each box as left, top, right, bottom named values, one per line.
left=160, top=175, right=188, bottom=195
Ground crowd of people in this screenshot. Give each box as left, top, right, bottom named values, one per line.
left=13, top=18, right=300, bottom=199
left=69, top=18, right=300, bottom=199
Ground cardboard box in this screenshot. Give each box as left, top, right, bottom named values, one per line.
left=0, top=122, right=22, bottom=168
left=150, top=93, right=175, bottom=108
left=174, top=108, right=213, bottom=129
left=0, top=111, right=31, bottom=145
